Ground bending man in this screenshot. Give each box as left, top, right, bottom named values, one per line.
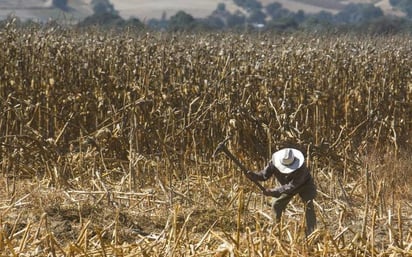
left=246, top=148, right=317, bottom=235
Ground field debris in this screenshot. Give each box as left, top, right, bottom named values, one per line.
left=0, top=21, right=411, bottom=256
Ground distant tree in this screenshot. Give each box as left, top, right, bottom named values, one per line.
left=300, top=13, right=334, bottom=32
left=125, top=18, right=144, bottom=29
left=315, top=10, right=335, bottom=23
left=202, top=16, right=225, bottom=30
left=92, top=0, right=118, bottom=15
left=210, top=3, right=231, bottom=19
left=217, top=3, right=226, bottom=12
left=335, top=3, right=383, bottom=24
left=300, top=10, right=335, bottom=30
left=233, top=0, right=262, bottom=12
left=389, top=0, right=412, bottom=18
left=247, top=9, right=266, bottom=25
left=389, top=0, right=402, bottom=6
left=226, top=11, right=246, bottom=28
left=294, top=10, right=306, bottom=23
left=52, top=0, right=69, bottom=11
left=148, top=12, right=168, bottom=30
left=265, top=2, right=282, bottom=17
left=78, top=12, right=124, bottom=28
left=266, top=2, right=282, bottom=12
left=168, top=11, right=197, bottom=31
left=405, top=5, right=412, bottom=18
left=266, top=16, right=298, bottom=31
left=206, top=3, right=233, bottom=29
left=265, top=2, right=293, bottom=20
left=78, top=0, right=130, bottom=28
left=364, top=16, right=411, bottom=34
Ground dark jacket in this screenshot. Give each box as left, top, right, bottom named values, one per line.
left=249, top=161, right=313, bottom=195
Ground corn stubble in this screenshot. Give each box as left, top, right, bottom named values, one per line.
left=0, top=22, right=411, bottom=256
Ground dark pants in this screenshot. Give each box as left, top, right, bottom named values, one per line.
left=272, top=181, right=317, bottom=236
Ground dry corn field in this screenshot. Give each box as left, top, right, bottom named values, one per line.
left=1, top=21, right=412, bottom=256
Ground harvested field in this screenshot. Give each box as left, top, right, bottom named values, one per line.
left=0, top=23, right=412, bottom=256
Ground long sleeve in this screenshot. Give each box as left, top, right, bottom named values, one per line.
left=248, top=160, right=313, bottom=195
left=247, top=162, right=276, bottom=181
left=272, top=165, right=312, bottom=195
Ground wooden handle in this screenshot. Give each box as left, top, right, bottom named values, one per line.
left=220, top=145, right=266, bottom=192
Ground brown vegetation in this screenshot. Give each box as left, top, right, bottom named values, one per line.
left=0, top=22, right=412, bottom=256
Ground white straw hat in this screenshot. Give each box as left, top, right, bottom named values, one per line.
left=272, top=148, right=304, bottom=174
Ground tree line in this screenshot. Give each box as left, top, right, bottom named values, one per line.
left=5, top=0, right=412, bottom=34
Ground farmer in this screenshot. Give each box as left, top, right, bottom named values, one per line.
left=246, top=148, right=317, bottom=236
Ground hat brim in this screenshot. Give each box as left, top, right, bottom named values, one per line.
left=272, top=148, right=304, bottom=174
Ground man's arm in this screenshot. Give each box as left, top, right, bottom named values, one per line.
left=270, top=166, right=311, bottom=195
left=245, top=162, right=275, bottom=182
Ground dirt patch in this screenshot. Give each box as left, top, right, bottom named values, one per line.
left=0, top=178, right=263, bottom=249
left=0, top=181, right=166, bottom=246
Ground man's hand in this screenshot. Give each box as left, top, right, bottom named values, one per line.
left=263, top=188, right=281, bottom=198
left=245, top=170, right=257, bottom=181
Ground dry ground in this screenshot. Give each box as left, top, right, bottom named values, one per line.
left=1, top=152, right=412, bottom=256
